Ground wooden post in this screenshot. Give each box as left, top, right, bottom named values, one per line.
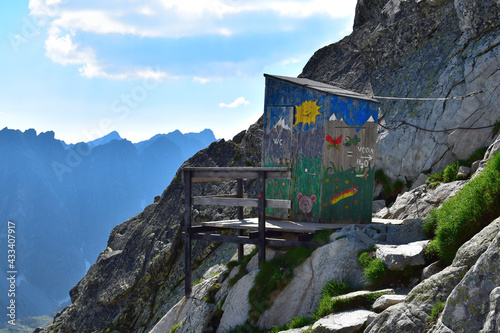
left=258, top=171, right=266, bottom=266
left=184, top=169, right=192, bottom=297
left=237, top=178, right=244, bottom=261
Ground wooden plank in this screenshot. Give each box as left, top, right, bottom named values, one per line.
left=184, top=167, right=290, bottom=172
left=192, top=196, right=291, bottom=209
left=190, top=226, right=228, bottom=233
left=191, top=233, right=258, bottom=245
left=266, top=238, right=321, bottom=249
left=202, top=218, right=349, bottom=233
left=193, top=196, right=258, bottom=207
left=187, top=167, right=291, bottom=181
left=191, top=233, right=320, bottom=249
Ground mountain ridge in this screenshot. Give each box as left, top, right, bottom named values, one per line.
left=0, top=126, right=216, bottom=326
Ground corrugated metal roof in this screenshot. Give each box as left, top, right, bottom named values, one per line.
left=264, top=74, right=379, bottom=103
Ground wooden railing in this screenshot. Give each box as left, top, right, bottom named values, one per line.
left=183, top=167, right=291, bottom=296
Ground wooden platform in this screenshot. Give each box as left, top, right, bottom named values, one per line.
left=182, top=166, right=405, bottom=297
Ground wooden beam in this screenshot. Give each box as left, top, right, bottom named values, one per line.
left=185, top=167, right=291, bottom=182
left=183, top=169, right=192, bottom=297
left=191, top=233, right=258, bottom=245
left=265, top=238, right=321, bottom=249
left=192, top=196, right=290, bottom=209
left=258, top=170, right=266, bottom=266
left=237, top=179, right=244, bottom=261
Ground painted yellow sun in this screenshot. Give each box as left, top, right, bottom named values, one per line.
left=294, top=99, right=323, bottom=126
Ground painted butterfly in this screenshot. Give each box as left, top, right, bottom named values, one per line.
left=326, top=134, right=342, bottom=150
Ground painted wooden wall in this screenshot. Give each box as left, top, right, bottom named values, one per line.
left=263, top=77, right=378, bottom=223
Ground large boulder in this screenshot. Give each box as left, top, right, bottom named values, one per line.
left=372, top=294, right=407, bottom=312
left=150, top=276, right=219, bottom=333
left=216, top=270, right=258, bottom=333
left=429, top=230, right=500, bottom=332
left=376, top=240, right=429, bottom=271
left=375, top=182, right=465, bottom=220
left=310, top=309, right=375, bottom=333
left=257, top=236, right=368, bottom=329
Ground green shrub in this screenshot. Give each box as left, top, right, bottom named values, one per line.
left=425, top=171, right=443, bottom=188
left=443, top=161, right=465, bottom=182
left=321, top=280, right=353, bottom=298
left=375, top=169, right=405, bottom=205
left=428, top=153, right=500, bottom=264
left=288, top=316, right=315, bottom=329
left=312, top=229, right=334, bottom=244
left=248, top=247, right=313, bottom=321
left=357, top=247, right=389, bottom=287
left=422, top=210, right=438, bottom=236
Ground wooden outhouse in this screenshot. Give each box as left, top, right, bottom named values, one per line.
left=262, top=74, right=379, bottom=224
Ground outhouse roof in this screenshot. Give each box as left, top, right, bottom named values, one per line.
left=264, top=74, right=379, bottom=103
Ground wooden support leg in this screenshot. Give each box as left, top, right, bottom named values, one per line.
left=258, top=171, right=266, bottom=266
left=237, top=178, right=244, bottom=261
left=238, top=229, right=244, bottom=261
left=184, top=170, right=192, bottom=297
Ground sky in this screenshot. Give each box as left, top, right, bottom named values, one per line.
left=0, top=0, right=357, bottom=144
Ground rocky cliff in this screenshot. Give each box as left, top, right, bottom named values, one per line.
left=300, top=0, right=500, bottom=184
left=37, top=120, right=263, bottom=332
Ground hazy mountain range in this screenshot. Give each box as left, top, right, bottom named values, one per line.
left=0, top=127, right=216, bottom=324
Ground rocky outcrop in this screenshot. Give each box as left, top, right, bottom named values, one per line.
left=152, top=220, right=431, bottom=333
left=300, top=0, right=500, bottom=184
left=365, top=216, right=500, bottom=332
left=430, top=228, right=500, bottom=332
left=375, top=181, right=465, bottom=220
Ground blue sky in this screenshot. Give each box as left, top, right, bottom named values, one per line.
left=0, top=0, right=357, bottom=143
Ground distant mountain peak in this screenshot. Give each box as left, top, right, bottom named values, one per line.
left=87, top=131, right=122, bottom=148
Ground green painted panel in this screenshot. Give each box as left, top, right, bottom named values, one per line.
left=320, top=163, right=375, bottom=223
left=291, top=155, right=322, bottom=222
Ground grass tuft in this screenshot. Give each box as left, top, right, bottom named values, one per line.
left=311, top=229, right=334, bottom=244
left=169, top=321, right=182, bottom=333
left=227, top=248, right=258, bottom=287
left=425, top=153, right=500, bottom=264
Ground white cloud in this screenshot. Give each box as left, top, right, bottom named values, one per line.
left=193, top=77, right=212, bottom=84
left=219, top=97, right=250, bottom=108
left=28, top=0, right=356, bottom=80
left=30, top=0, right=356, bottom=38
left=44, top=25, right=171, bottom=80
